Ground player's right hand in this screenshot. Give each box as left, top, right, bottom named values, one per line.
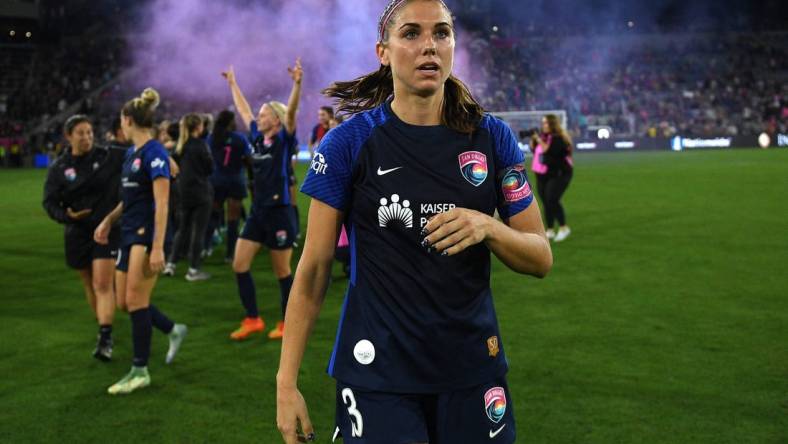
left=67, top=207, right=92, bottom=221
left=94, top=219, right=110, bottom=245
left=277, top=385, right=315, bottom=444
left=222, top=65, right=236, bottom=84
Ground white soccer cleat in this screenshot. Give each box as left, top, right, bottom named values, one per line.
left=162, top=263, right=176, bottom=276
left=546, top=229, right=556, bottom=240
left=107, top=367, right=150, bottom=395
left=166, top=324, right=188, bottom=364
left=554, top=227, right=571, bottom=242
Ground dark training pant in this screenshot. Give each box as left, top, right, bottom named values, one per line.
left=169, top=200, right=212, bottom=269
left=541, top=170, right=572, bottom=229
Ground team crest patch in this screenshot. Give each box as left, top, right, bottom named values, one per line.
left=501, top=165, right=532, bottom=203
left=484, top=387, right=507, bottom=424
left=276, top=230, right=288, bottom=246
left=458, top=151, right=488, bottom=187
left=487, top=336, right=499, bottom=357
left=64, top=168, right=77, bottom=182
left=131, top=158, right=142, bottom=173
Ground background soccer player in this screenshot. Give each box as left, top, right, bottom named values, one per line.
left=222, top=60, right=302, bottom=341
left=43, top=114, right=126, bottom=361
left=164, top=113, right=214, bottom=281
left=276, top=1, right=552, bottom=443
left=95, top=88, right=187, bottom=395
left=206, top=110, right=253, bottom=262
left=308, top=106, right=333, bottom=159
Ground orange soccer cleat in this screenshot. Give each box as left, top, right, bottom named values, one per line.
left=230, top=317, right=265, bottom=340
left=267, top=321, right=285, bottom=339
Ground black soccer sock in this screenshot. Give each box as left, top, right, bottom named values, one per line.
left=236, top=271, right=259, bottom=318
left=129, top=308, right=152, bottom=367
left=99, top=324, right=113, bottom=343
left=278, top=275, right=293, bottom=319
left=149, top=304, right=174, bottom=334
left=227, top=220, right=239, bottom=258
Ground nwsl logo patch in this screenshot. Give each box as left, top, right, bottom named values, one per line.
left=501, top=165, right=532, bottom=203
left=131, top=158, right=142, bottom=173
left=64, top=168, right=77, bottom=182
left=459, top=151, right=488, bottom=187
left=484, top=387, right=507, bottom=423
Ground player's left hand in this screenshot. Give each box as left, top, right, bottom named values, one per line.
left=421, top=208, right=493, bottom=256
left=288, top=58, right=303, bottom=84
left=149, top=247, right=166, bottom=273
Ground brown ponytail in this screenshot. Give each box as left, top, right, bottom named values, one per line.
left=176, top=113, right=202, bottom=156
left=323, top=66, right=483, bottom=134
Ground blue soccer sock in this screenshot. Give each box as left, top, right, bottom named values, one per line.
left=227, top=220, right=239, bottom=258
left=236, top=271, right=259, bottom=318
left=129, top=308, right=152, bottom=367
left=149, top=304, right=174, bottom=334
left=278, top=275, right=293, bottom=319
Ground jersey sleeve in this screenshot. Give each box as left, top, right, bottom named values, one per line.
left=486, top=116, right=534, bottom=219
left=299, top=122, right=356, bottom=211
left=235, top=133, right=253, bottom=157
left=144, top=144, right=171, bottom=180
left=42, top=160, right=68, bottom=224
left=249, top=121, right=262, bottom=144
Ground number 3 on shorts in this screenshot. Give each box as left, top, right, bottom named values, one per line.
left=341, top=388, right=364, bottom=437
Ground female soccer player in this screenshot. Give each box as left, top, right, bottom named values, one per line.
left=95, top=88, right=187, bottom=395
left=164, top=113, right=214, bottom=281
left=207, top=110, right=253, bottom=262
left=222, top=60, right=302, bottom=341
left=276, top=1, right=552, bottom=442
left=43, top=115, right=125, bottom=361
left=533, top=115, right=573, bottom=242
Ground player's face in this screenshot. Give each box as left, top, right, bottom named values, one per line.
left=120, top=114, right=133, bottom=140
left=378, top=0, right=454, bottom=97
left=67, top=122, right=94, bottom=155
left=258, top=104, right=280, bottom=133
left=318, top=109, right=330, bottom=125
left=541, top=118, right=550, bottom=134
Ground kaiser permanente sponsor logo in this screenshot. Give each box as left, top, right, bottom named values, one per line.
left=419, top=203, right=456, bottom=228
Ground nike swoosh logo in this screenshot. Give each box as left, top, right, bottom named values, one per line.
left=377, top=166, right=403, bottom=176
left=489, top=424, right=506, bottom=439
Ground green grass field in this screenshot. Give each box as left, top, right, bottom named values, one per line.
left=1, top=149, right=787, bottom=443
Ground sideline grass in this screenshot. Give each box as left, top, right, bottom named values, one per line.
left=0, top=149, right=786, bottom=443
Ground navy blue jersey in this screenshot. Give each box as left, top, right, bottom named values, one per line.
left=249, top=122, right=297, bottom=208
left=120, top=140, right=171, bottom=246
left=208, top=131, right=253, bottom=177
left=301, top=101, right=534, bottom=393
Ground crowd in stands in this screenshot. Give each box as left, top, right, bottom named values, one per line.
left=1, top=9, right=787, bottom=166
left=466, top=32, right=788, bottom=138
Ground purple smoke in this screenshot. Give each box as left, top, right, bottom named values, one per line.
left=126, top=0, right=473, bottom=136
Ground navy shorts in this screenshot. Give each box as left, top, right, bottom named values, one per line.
left=212, top=174, right=248, bottom=201
left=115, top=242, right=172, bottom=273
left=64, top=224, right=119, bottom=270
left=333, top=375, right=516, bottom=444
left=240, top=206, right=296, bottom=250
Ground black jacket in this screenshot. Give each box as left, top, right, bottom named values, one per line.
left=543, top=136, right=573, bottom=174
left=43, top=144, right=127, bottom=229
left=173, top=138, right=214, bottom=205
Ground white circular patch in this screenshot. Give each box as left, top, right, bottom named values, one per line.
left=353, top=340, right=375, bottom=365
